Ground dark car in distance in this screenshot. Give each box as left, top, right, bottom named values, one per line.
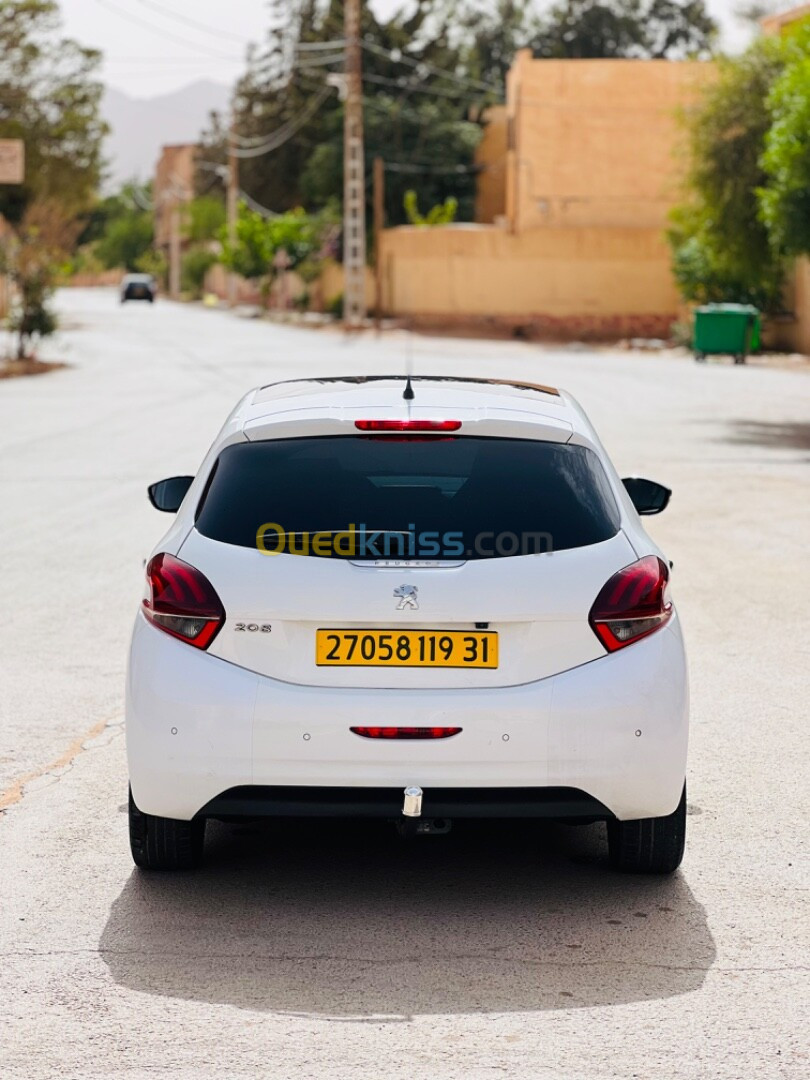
left=120, top=274, right=156, bottom=303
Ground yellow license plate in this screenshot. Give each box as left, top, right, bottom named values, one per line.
left=316, top=629, right=498, bottom=668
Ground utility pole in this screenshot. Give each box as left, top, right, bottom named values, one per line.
left=226, top=119, right=239, bottom=308
left=373, top=156, right=384, bottom=329
left=343, top=0, right=366, bottom=328
left=169, top=201, right=181, bottom=300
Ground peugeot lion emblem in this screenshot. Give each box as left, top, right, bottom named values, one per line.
left=394, top=584, right=419, bottom=610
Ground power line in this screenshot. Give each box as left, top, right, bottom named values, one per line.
left=363, top=71, right=489, bottom=103
left=197, top=160, right=228, bottom=178
left=238, top=189, right=280, bottom=218
left=360, top=41, right=502, bottom=96
left=231, top=86, right=334, bottom=157
left=296, top=52, right=347, bottom=70
left=296, top=39, right=346, bottom=52
left=91, top=0, right=242, bottom=61
left=105, top=55, right=242, bottom=63
left=135, top=0, right=252, bottom=45
left=296, top=70, right=474, bottom=128
left=232, top=91, right=331, bottom=154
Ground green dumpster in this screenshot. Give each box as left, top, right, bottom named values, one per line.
left=693, top=304, right=761, bottom=364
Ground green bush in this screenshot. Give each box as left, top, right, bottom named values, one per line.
left=404, top=190, right=459, bottom=226
left=8, top=284, right=58, bottom=357
left=181, top=247, right=217, bottom=298
left=186, top=197, right=225, bottom=243
left=134, top=248, right=167, bottom=287
left=668, top=39, right=787, bottom=313
left=94, top=211, right=153, bottom=271
left=760, top=26, right=810, bottom=256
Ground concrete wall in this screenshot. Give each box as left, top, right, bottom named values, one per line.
left=505, top=54, right=714, bottom=233
left=783, top=258, right=810, bottom=354
left=791, top=259, right=810, bottom=353
left=65, top=270, right=124, bottom=288
left=319, top=260, right=377, bottom=311
left=379, top=223, right=678, bottom=339
left=203, top=260, right=376, bottom=313
left=376, top=56, right=714, bottom=339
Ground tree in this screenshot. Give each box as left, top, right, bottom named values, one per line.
left=0, top=2, right=105, bottom=359
left=181, top=247, right=217, bottom=298
left=457, top=1, right=539, bottom=86
left=668, top=39, right=787, bottom=310
left=94, top=212, right=153, bottom=271
left=298, top=97, right=483, bottom=228
left=199, top=0, right=718, bottom=234
left=1, top=200, right=80, bottom=359
left=219, top=205, right=272, bottom=285
left=185, top=196, right=226, bottom=243
left=0, top=0, right=106, bottom=224
left=759, top=25, right=810, bottom=257
left=179, top=197, right=225, bottom=298
left=219, top=203, right=335, bottom=303
left=199, top=1, right=496, bottom=226
left=532, top=0, right=716, bottom=59
left=81, top=184, right=156, bottom=271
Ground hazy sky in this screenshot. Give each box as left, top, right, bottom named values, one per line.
left=58, top=0, right=759, bottom=98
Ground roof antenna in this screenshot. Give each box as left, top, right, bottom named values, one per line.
left=403, top=319, right=415, bottom=400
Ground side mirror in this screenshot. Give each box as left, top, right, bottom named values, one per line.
left=622, top=477, right=671, bottom=515
left=148, top=475, right=194, bottom=513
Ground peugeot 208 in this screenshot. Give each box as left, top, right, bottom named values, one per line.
left=127, top=376, right=688, bottom=873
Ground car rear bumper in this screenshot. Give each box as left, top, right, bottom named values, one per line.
left=126, top=613, right=688, bottom=822
left=199, top=785, right=612, bottom=821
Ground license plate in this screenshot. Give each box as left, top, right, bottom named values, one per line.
left=316, top=629, right=498, bottom=668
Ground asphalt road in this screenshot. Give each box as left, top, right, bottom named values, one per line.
left=1, top=289, right=808, bottom=1079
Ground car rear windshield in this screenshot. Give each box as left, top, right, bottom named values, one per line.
left=195, top=436, right=620, bottom=559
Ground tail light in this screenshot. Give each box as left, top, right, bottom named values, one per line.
left=351, top=727, right=462, bottom=739
left=589, top=556, right=672, bottom=652
left=142, top=553, right=225, bottom=649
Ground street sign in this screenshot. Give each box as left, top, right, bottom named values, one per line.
left=0, top=140, right=24, bottom=184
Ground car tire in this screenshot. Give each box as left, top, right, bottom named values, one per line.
left=128, top=787, right=206, bottom=870
left=607, top=784, right=686, bottom=874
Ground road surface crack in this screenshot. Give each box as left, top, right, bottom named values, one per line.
left=0, top=714, right=123, bottom=817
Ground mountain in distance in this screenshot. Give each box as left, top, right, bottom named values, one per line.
left=102, top=79, right=231, bottom=191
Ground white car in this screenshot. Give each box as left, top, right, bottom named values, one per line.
left=127, top=375, right=688, bottom=873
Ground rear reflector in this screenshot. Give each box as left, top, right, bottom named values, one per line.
left=351, top=726, right=462, bottom=740
left=588, top=555, right=672, bottom=652
left=143, top=553, right=225, bottom=650
left=355, top=420, right=461, bottom=432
